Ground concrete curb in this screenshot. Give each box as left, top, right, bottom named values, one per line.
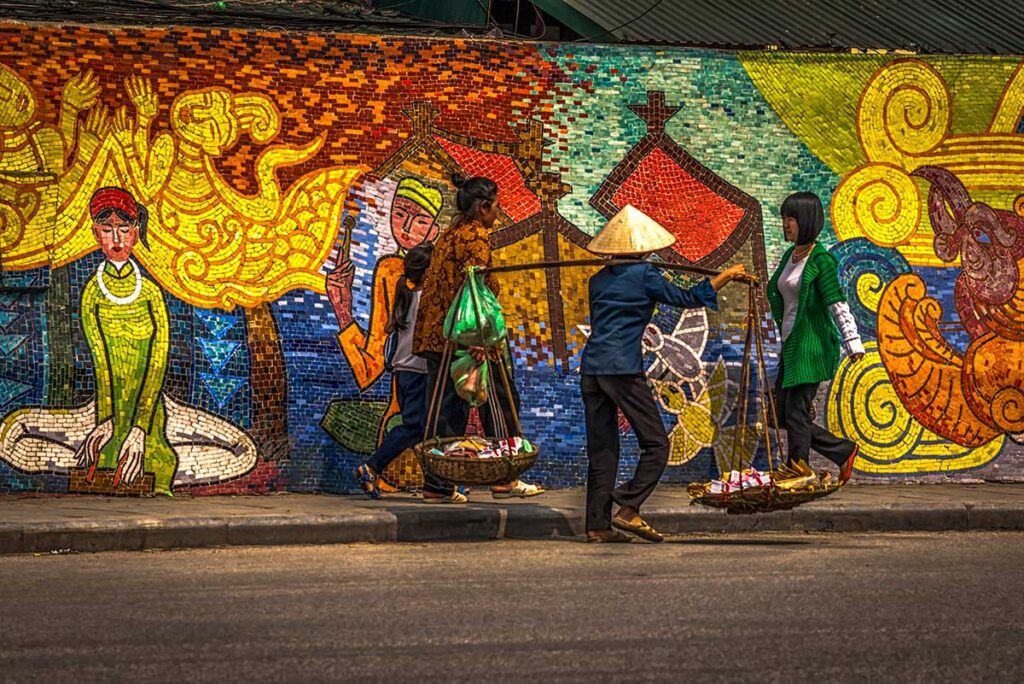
left=1, top=499, right=1022, bottom=555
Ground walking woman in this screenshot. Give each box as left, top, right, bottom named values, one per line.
left=581, top=205, right=747, bottom=543
left=766, top=191, right=864, bottom=484
left=352, top=244, right=434, bottom=499
left=412, top=174, right=544, bottom=503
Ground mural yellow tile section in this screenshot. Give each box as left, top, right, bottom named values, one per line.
left=742, top=55, right=1024, bottom=267
left=1, top=70, right=363, bottom=309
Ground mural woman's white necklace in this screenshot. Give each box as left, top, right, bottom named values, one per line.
left=96, top=259, right=143, bottom=305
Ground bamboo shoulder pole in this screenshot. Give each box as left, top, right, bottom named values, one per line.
left=478, top=257, right=758, bottom=283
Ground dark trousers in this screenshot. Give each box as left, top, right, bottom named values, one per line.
left=422, top=349, right=522, bottom=495
left=366, top=370, right=427, bottom=475
left=581, top=374, right=669, bottom=532
left=774, top=362, right=855, bottom=467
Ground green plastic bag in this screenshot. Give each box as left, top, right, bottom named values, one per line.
left=450, top=351, right=489, bottom=407
left=443, top=267, right=507, bottom=348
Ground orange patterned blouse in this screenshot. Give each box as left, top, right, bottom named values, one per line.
left=413, top=218, right=501, bottom=356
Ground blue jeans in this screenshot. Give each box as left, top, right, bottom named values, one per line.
left=366, top=370, right=428, bottom=475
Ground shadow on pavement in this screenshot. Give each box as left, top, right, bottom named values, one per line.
left=667, top=537, right=815, bottom=547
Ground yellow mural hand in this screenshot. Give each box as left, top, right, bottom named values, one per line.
left=110, top=105, right=132, bottom=143
left=77, top=104, right=111, bottom=159
left=125, top=75, right=158, bottom=122
left=62, top=70, right=101, bottom=112
left=59, top=70, right=102, bottom=157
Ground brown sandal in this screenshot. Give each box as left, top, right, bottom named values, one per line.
left=612, top=516, right=664, bottom=543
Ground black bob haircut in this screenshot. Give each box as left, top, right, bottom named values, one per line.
left=780, top=192, right=824, bottom=246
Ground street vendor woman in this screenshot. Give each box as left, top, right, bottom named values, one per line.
left=581, top=205, right=746, bottom=543
left=412, top=174, right=544, bottom=503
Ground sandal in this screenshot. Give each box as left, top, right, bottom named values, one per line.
left=353, top=464, right=380, bottom=500
left=422, top=490, right=468, bottom=504
left=491, top=481, right=545, bottom=499
left=376, top=475, right=400, bottom=494
left=611, top=515, right=664, bottom=543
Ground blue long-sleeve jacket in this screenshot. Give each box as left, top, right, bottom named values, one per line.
left=581, top=262, right=717, bottom=376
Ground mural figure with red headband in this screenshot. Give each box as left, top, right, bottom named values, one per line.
left=0, top=186, right=259, bottom=494
left=73, top=186, right=179, bottom=493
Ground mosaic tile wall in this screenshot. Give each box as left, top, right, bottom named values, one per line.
left=1, top=22, right=1022, bottom=495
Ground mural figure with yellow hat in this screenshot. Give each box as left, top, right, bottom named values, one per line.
left=327, top=177, right=444, bottom=389
left=580, top=205, right=747, bottom=543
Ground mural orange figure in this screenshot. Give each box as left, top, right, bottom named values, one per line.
left=327, top=177, right=444, bottom=390
left=878, top=166, right=1024, bottom=446
left=324, top=177, right=444, bottom=464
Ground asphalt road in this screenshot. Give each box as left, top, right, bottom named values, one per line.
left=1, top=533, right=1022, bottom=683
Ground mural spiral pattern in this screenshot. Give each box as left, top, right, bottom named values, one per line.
left=829, top=238, right=912, bottom=336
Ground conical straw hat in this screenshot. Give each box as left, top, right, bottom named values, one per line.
left=586, top=204, right=676, bottom=255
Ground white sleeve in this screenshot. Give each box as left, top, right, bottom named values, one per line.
left=828, top=301, right=864, bottom=356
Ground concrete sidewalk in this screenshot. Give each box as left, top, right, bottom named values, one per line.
left=2, top=484, right=1023, bottom=554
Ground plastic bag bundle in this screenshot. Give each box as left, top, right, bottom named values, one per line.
left=443, top=268, right=507, bottom=347
left=450, top=351, right=489, bottom=407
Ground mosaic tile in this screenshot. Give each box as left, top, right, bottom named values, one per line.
left=0, top=22, right=1021, bottom=495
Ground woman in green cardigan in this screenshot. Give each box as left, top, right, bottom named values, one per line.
left=766, top=192, right=864, bottom=484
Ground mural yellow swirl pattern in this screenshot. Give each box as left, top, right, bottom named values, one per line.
left=827, top=343, right=1004, bottom=474
left=0, top=70, right=363, bottom=309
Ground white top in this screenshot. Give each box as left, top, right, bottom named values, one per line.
left=392, top=290, right=428, bottom=373
left=777, top=252, right=806, bottom=342
left=778, top=250, right=865, bottom=356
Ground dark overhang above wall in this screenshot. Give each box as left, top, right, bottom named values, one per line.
left=534, top=0, right=1024, bottom=54
left=0, top=0, right=494, bottom=36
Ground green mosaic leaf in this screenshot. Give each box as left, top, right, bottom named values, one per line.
left=320, top=399, right=388, bottom=455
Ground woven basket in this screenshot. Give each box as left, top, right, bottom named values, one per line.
left=413, top=436, right=539, bottom=486
left=688, top=481, right=841, bottom=515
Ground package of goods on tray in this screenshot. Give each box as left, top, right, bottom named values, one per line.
left=442, top=437, right=492, bottom=454
left=709, top=468, right=770, bottom=494
left=438, top=436, right=535, bottom=459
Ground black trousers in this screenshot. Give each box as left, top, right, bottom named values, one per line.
left=581, top=374, right=669, bottom=532
left=774, top=362, right=855, bottom=467
left=422, top=349, right=522, bottom=495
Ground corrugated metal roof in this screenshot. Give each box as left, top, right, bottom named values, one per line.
left=558, top=0, right=1024, bottom=54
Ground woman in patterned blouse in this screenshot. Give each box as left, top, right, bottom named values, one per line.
left=413, top=175, right=544, bottom=503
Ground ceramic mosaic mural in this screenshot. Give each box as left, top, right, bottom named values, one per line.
left=0, top=22, right=1022, bottom=495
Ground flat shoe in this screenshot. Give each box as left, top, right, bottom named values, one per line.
left=612, top=516, right=664, bottom=543
left=353, top=465, right=380, bottom=500
left=586, top=530, right=633, bottom=543
left=839, top=445, right=859, bottom=485
left=376, top=475, right=400, bottom=494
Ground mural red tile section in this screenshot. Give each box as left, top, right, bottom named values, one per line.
left=434, top=136, right=541, bottom=223
left=611, top=147, right=745, bottom=262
